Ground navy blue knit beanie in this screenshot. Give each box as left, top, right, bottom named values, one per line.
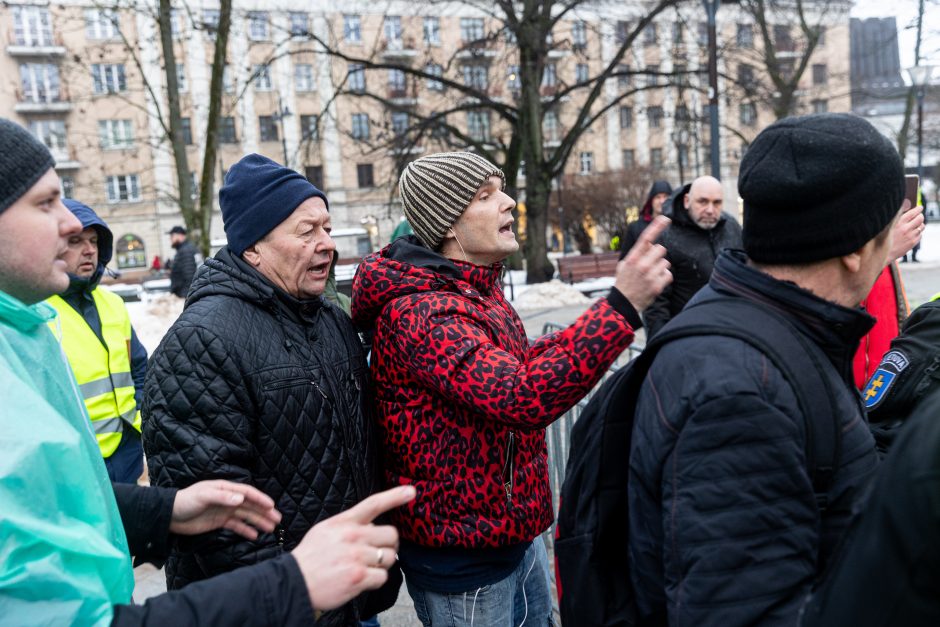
left=219, top=153, right=328, bottom=255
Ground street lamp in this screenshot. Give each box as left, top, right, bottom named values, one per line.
left=907, top=64, right=934, bottom=187
left=274, top=94, right=292, bottom=167
left=703, top=0, right=722, bottom=179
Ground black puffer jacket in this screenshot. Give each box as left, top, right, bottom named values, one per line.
left=629, top=250, right=880, bottom=627
left=642, top=183, right=742, bottom=337
left=142, top=247, right=377, bottom=624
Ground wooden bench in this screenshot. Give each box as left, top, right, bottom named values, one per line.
left=556, top=252, right=620, bottom=284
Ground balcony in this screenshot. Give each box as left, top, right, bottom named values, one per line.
left=456, top=40, right=497, bottom=61
left=380, top=37, right=418, bottom=62
left=387, top=87, right=418, bottom=107
left=6, top=30, right=66, bottom=57
left=14, top=86, right=72, bottom=113
left=49, top=148, right=82, bottom=170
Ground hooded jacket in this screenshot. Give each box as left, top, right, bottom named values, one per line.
left=169, top=238, right=198, bottom=298
left=642, top=182, right=743, bottom=338
left=142, top=247, right=379, bottom=624
left=351, top=235, right=639, bottom=552
left=619, top=180, right=672, bottom=258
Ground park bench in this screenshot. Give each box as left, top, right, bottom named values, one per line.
left=556, top=252, right=620, bottom=284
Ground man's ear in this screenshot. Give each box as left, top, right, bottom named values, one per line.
left=441, top=227, right=457, bottom=243
left=683, top=193, right=691, bottom=209
left=242, top=243, right=262, bottom=267
left=840, top=249, right=863, bottom=274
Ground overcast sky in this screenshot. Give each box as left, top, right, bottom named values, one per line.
left=851, top=0, right=940, bottom=75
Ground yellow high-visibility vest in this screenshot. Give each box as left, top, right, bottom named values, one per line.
left=47, top=288, right=141, bottom=458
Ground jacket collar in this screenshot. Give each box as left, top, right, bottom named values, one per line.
left=0, top=290, right=56, bottom=332
left=385, top=234, right=503, bottom=293
left=708, top=250, right=874, bottom=371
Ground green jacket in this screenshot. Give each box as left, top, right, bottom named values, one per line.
left=0, top=290, right=133, bottom=626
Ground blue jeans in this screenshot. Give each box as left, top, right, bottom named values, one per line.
left=406, top=537, right=555, bottom=626
left=104, top=428, right=144, bottom=484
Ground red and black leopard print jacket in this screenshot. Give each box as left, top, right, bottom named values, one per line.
left=352, top=236, right=638, bottom=549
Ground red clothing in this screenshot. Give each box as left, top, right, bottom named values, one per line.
left=854, top=263, right=908, bottom=388
left=352, top=240, right=636, bottom=549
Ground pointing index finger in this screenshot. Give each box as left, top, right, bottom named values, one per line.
left=634, top=215, right=670, bottom=252
left=335, top=486, right=417, bottom=525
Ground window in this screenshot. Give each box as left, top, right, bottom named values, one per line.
left=388, top=68, right=407, bottom=92
left=106, top=174, right=141, bottom=203
left=290, top=12, right=308, bottom=36
left=305, top=165, right=323, bottom=189
left=175, top=64, right=187, bottom=92
left=650, top=148, right=663, bottom=170
left=467, top=111, right=490, bottom=142
left=357, top=164, right=374, bottom=187
left=99, top=119, right=134, bottom=149
left=622, top=149, right=635, bottom=169
left=259, top=116, right=279, bottom=142
left=219, top=116, right=237, bottom=143
left=384, top=16, right=402, bottom=46
left=300, top=114, right=319, bottom=141
left=678, top=145, right=689, bottom=171
left=738, top=63, right=754, bottom=88
left=253, top=65, right=272, bottom=91
left=572, top=20, right=587, bottom=48
left=739, top=102, right=757, bottom=126
left=812, top=99, right=828, bottom=113
left=188, top=172, right=198, bottom=199
left=92, top=63, right=126, bottom=94
left=30, top=119, right=67, bottom=158
left=697, top=22, right=708, bottom=46
left=620, top=106, right=633, bottom=129
left=774, top=25, right=794, bottom=52
left=507, top=65, right=520, bottom=90
left=426, top=64, right=444, bottom=91
left=812, top=64, right=827, bottom=85
left=542, top=64, right=557, bottom=88
left=579, top=151, right=594, bottom=174
left=463, top=65, right=488, bottom=90
left=646, top=65, right=659, bottom=86
left=116, top=234, right=146, bottom=268
left=348, top=63, right=365, bottom=92
left=180, top=117, right=193, bottom=145
left=676, top=104, right=690, bottom=122
left=647, top=106, right=664, bottom=128
left=424, top=17, right=440, bottom=45
left=60, top=175, right=75, bottom=198
left=391, top=112, right=409, bottom=136
left=14, top=5, right=53, bottom=46
left=20, top=63, right=60, bottom=102
left=617, top=64, right=631, bottom=88
left=543, top=109, right=559, bottom=143
left=672, top=21, right=684, bottom=44
left=170, top=9, right=184, bottom=36
left=85, top=8, right=119, bottom=41
left=460, top=18, right=485, bottom=42
left=575, top=63, right=589, bottom=83
left=223, top=67, right=235, bottom=93
left=616, top=20, right=630, bottom=44
left=295, top=64, right=315, bottom=92
left=643, top=23, right=657, bottom=46
left=736, top=23, right=753, bottom=48
left=248, top=11, right=269, bottom=41
left=817, top=25, right=827, bottom=46
left=344, top=14, right=361, bottom=43
left=351, top=113, right=370, bottom=140
left=202, top=9, right=219, bottom=33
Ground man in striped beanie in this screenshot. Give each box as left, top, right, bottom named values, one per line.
left=351, top=151, right=672, bottom=626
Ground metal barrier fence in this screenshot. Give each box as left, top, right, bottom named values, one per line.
left=539, top=322, right=645, bottom=548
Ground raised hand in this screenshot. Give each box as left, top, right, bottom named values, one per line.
left=615, top=215, right=673, bottom=311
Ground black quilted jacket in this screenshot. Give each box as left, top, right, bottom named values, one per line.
left=142, top=247, right=378, bottom=624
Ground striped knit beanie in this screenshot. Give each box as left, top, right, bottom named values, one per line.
left=398, top=152, right=505, bottom=249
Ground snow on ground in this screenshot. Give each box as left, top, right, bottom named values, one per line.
left=510, top=279, right=595, bottom=310
left=125, top=294, right=183, bottom=354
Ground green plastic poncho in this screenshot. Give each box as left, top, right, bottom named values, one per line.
left=0, top=290, right=133, bottom=626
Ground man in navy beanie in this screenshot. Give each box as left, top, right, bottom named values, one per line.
left=628, top=113, right=907, bottom=626
left=143, top=153, right=398, bottom=624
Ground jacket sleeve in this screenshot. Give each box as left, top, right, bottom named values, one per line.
left=110, top=554, right=314, bottom=626
left=391, top=295, right=635, bottom=430
left=641, top=276, right=672, bottom=339
left=141, top=323, right=279, bottom=576
left=630, top=368, right=818, bottom=626
left=111, top=482, right=175, bottom=567
left=129, top=326, right=148, bottom=409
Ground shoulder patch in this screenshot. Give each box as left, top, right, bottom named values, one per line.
left=863, top=350, right=909, bottom=409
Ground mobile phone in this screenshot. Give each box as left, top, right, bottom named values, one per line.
left=905, top=174, right=920, bottom=208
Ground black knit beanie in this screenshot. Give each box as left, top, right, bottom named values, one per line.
left=739, top=113, right=904, bottom=264
left=219, top=153, right=329, bottom=255
left=0, top=118, right=56, bottom=214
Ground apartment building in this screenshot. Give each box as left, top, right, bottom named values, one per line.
left=0, top=1, right=851, bottom=267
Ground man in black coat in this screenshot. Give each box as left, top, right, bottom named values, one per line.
left=628, top=114, right=907, bottom=627
left=642, top=175, right=742, bottom=338
left=143, top=154, right=389, bottom=625
left=167, top=225, right=197, bottom=298
left=618, top=179, right=672, bottom=258
left=801, top=297, right=940, bottom=627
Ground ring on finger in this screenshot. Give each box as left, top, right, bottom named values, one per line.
left=375, top=548, right=384, bottom=567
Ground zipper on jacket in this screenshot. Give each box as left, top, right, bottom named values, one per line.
left=277, top=527, right=285, bottom=548
left=502, top=431, right=515, bottom=509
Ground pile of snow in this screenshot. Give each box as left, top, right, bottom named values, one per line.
left=511, top=280, right=594, bottom=310
left=126, top=294, right=184, bottom=353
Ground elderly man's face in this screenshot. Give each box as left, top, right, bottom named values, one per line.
left=243, top=196, right=335, bottom=300
left=0, top=168, right=82, bottom=304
